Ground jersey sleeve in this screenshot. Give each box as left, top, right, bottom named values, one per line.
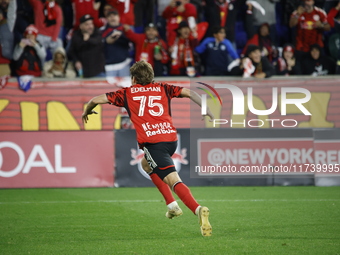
left=125, top=28, right=143, bottom=43
left=106, top=89, right=125, bottom=107
left=184, top=3, right=197, bottom=18
left=319, top=9, right=327, bottom=23
left=163, top=83, right=183, bottom=98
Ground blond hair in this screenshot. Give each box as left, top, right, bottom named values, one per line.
left=130, top=60, right=154, bottom=85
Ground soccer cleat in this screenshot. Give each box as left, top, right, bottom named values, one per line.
left=198, top=206, right=212, bottom=236
left=165, top=205, right=183, bottom=219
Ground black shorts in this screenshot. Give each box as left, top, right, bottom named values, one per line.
left=143, top=141, right=177, bottom=180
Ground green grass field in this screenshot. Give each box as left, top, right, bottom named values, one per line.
left=1, top=186, right=339, bottom=255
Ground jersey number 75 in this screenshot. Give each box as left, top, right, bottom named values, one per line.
left=133, top=96, right=164, bottom=117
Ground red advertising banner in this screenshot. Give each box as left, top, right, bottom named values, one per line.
left=0, top=131, right=114, bottom=188
left=314, top=139, right=340, bottom=176
left=0, top=77, right=340, bottom=131
left=0, top=79, right=189, bottom=131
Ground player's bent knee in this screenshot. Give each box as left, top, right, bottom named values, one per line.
left=163, top=171, right=182, bottom=188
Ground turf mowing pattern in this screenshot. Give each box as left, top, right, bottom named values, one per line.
left=1, top=186, right=339, bottom=255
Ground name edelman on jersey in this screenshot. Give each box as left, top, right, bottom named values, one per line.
left=131, top=87, right=161, bottom=93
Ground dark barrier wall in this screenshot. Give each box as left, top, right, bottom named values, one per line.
left=114, top=129, right=263, bottom=187
left=314, top=129, right=340, bottom=186
left=115, top=129, right=340, bottom=187
left=114, top=129, right=215, bottom=187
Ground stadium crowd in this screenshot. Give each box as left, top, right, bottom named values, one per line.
left=1, top=0, right=340, bottom=79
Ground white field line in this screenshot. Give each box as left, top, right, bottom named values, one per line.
left=0, top=199, right=339, bottom=205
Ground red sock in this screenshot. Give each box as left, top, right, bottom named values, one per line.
left=150, top=173, right=175, bottom=205
left=173, top=182, right=200, bottom=214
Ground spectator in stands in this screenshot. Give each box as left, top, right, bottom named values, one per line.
left=301, top=43, right=335, bottom=75
left=0, top=0, right=16, bottom=76
left=169, top=21, right=198, bottom=76
left=329, top=3, right=340, bottom=74
left=124, top=23, right=169, bottom=76
left=327, top=3, right=340, bottom=62
left=102, top=3, right=114, bottom=18
left=0, top=0, right=16, bottom=33
left=68, top=14, right=105, bottom=78
left=13, top=25, right=46, bottom=77
left=204, top=0, right=228, bottom=38
left=327, top=1, right=340, bottom=27
left=242, top=22, right=277, bottom=62
left=289, top=0, right=331, bottom=53
left=134, top=0, right=154, bottom=30
left=224, top=0, right=246, bottom=48
left=72, top=0, right=105, bottom=29
left=274, top=44, right=302, bottom=75
left=43, top=47, right=76, bottom=78
left=229, top=44, right=275, bottom=78
left=195, top=26, right=238, bottom=75
left=245, top=0, right=279, bottom=44
left=105, top=0, right=137, bottom=26
left=28, top=0, right=63, bottom=55
left=156, top=0, right=171, bottom=40
left=13, top=0, right=34, bottom=45
left=101, top=9, right=130, bottom=77
left=0, top=0, right=8, bottom=14
left=162, top=0, right=197, bottom=45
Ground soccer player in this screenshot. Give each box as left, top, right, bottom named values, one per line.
left=289, top=0, right=330, bottom=53
left=82, top=60, right=214, bottom=236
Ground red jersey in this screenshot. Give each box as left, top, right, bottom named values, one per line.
left=292, top=7, right=328, bottom=52
left=124, top=29, right=169, bottom=68
left=28, top=0, right=63, bottom=41
left=327, top=7, right=340, bottom=28
left=219, top=2, right=228, bottom=27
left=162, top=3, right=197, bottom=44
left=105, top=0, right=137, bottom=25
left=72, top=0, right=105, bottom=29
left=106, top=82, right=183, bottom=147
left=169, top=37, right=198, bottom=75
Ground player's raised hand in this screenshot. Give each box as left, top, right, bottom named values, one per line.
left=82, top=94, right=108, bottom=124
left=297, top=5, right=305, bottom=15
left=82, top=110, right=98, bottom=124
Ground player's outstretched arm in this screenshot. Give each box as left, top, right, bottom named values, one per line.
left=82, top=94, right=109, bottom=124
left=180, top=88, right=214, bottom=121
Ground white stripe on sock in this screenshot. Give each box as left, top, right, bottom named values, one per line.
left=167, top=201, right=179, bottom=210
left=195, top=205, right=201, bottom=215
